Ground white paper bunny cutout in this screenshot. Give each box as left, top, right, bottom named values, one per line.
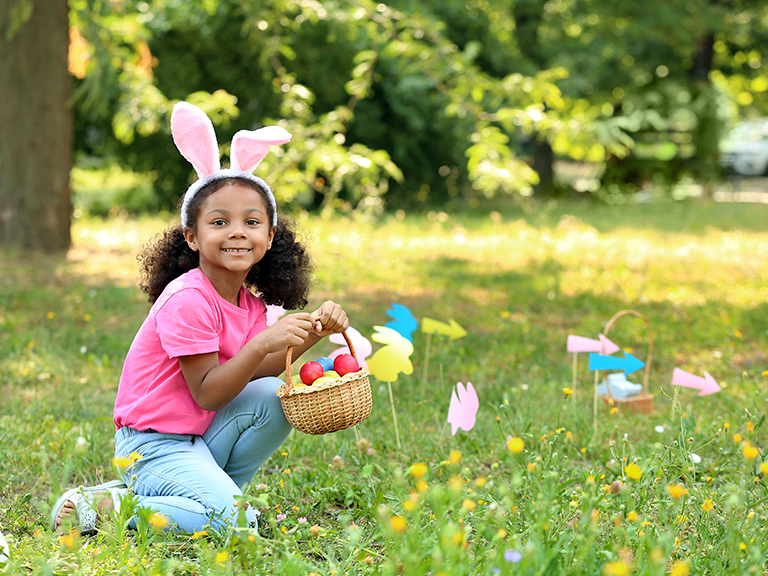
left=170, top=101, right=291, bottom=228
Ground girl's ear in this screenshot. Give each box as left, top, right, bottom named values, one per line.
left=183, top=227, right=200, bottom=252
left=267, top=226, right=276, bottom=250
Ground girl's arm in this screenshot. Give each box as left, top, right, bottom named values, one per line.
left=178, top=301, right=348, bottom=411
left=178, top=313, right=315, bottom=411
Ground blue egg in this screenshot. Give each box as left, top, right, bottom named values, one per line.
left=316, top=357, right=334, bottom=372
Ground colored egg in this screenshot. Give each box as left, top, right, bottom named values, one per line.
left=324, top=370, right=340, bottom=379
left=316, top=356, right=334, bottom=372
left=312, top=376, right=335, bottom=386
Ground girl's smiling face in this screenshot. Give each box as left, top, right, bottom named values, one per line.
left=184, top=181, right=276, bottom=289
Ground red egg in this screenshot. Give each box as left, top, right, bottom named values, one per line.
left=333, top=354, right=360, bottom=376
left=300, top=361, right=325, bottom=385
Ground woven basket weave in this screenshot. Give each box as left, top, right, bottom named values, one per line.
left=600, top=310, right=654, bottom=414
left=276, top=331, right=372, bottom=435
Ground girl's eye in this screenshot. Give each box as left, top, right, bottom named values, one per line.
left=246, top=219, right=259, bottom=226
left=212, top=219, right=227, bottom=226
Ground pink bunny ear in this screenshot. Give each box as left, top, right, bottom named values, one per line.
left=171, top=102, right=221, bottom=178
left=230, top=126, right=292, bottom=173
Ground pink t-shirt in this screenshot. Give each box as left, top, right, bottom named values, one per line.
left=114, top=268, right=268, bottom=435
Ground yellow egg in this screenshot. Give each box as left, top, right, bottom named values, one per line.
left=312, top=376, right=335, bottom=386
left=324, top=370, right=340, bottom=379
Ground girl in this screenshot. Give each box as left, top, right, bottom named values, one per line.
left=51, top=102, right=349, bottom=534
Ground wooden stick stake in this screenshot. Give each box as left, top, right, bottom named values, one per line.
left=572, top=352, right=578, bottom=394
left=422, top=332, right=432, bottom=384
left=388, top=381, right=402, bottom=451
left=593, top=370, right=599, bottom=432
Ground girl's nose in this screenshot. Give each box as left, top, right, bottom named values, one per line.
left=229, top=225, right=246, bottom=238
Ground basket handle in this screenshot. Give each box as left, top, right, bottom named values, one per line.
left=601, top=310, right=653, bottom=399
left=284, top=330, right=356, bottom=394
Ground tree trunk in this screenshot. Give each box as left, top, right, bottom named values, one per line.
left=513, top=0, right=555, bottom=196
left=0, top=0, right=72, bottom=251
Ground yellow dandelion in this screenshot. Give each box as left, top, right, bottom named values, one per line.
left=624, top=463, right=642, bottom=481
left=191, top=530, right=207, bottom=539
left=284, top=468, right=291, bottom=475
left=603, top=560, right=629, bottom=576
left=390, top=515, right=407, bottom=532
left=59, top=532, right=77, bottom=549
left=280, top=526, right=287, bottom=534
left=763, top=371, right=768, bottom=377
left=667, top=484, right=685, bottom=499
left=627, top=511, right=638, bottom=522
left=566, top=431, right=573, bottom=441
left=113, top=456, right=134, bottom=470
left=748, top=422, right=754, bottom=432
left=47, top=311, right=55, bottom=319
left=702, top=499, right=714, bottom=511
left=743, top=445, right=759, bottom=459
left=416, top=480, right=428, bottom=493
left=760, top=462, right=768, bottom=475
left=462, top=499, right=476, bottom=511
left=563, top=387, right=573, bottom=396
left=83, top=314, right=91, bottom=322
left=129, top=451, right=143, bottom=461
left=669, top=560, right=690, bottom=576
left=409, top=462, right=428, bottom=478
left=610, top=407, right=619, bottom=414
left=733, top=433, right=743, bottom=443
left=739, top=542, right=747, bottom=550
left=581, top=447, right=587, bottom=453
left=449, top=450, right=462, bottom=464
left=149, top=513, right=169, bottom=530
left=474, top=476, right=487, bottom=488
left=527, top=462, right=537, bottom=471
left=215, top=551, right=228, bottom=565
left=507, top=437, right=525, bottom=453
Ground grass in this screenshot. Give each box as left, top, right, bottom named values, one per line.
left=2, top=197, right=768, bottom=574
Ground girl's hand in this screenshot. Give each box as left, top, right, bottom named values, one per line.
left=310, top=300, right=349, bottom=337
left=262, top=313, right=316, bottom=353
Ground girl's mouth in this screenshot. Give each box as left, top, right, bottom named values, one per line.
left=222, top=248, right=251, bottom=253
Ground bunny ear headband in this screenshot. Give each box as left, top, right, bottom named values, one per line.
left=171, top=101, right=291, bottom=228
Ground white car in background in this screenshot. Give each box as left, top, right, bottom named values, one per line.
left=720, top=118, right=768, bottom=176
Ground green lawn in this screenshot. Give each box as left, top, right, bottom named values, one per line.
left=2, top=198, right=768, bottom=575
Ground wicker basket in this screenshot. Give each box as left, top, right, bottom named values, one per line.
left=600, top=310, right=654, bottom=414
left=276, top=331, right=372, bottom=435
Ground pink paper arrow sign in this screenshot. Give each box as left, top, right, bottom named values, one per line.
left=671, top=368, right=721, bottom=396
left=567, top=334, right=620, bottom=355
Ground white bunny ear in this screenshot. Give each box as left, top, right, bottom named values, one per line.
left=171, top=102, right=221, bottom=178
left=230, top=126, right=292, bottom=173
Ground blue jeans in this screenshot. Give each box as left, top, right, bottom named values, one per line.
left=114, top=377, right=291, bottom=533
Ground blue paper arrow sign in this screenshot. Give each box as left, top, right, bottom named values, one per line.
left=588, top=352, right=645, bottom=376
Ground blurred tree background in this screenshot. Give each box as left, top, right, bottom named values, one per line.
left=7, top=0, right=768, bottom=240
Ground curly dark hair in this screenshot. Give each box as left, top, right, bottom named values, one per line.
left=138, top=177, right=313, bottom=309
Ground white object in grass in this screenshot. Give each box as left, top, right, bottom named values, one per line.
left=0, top=530, right=9, bottom=565
left=597, top=373, right=643, bottom=399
